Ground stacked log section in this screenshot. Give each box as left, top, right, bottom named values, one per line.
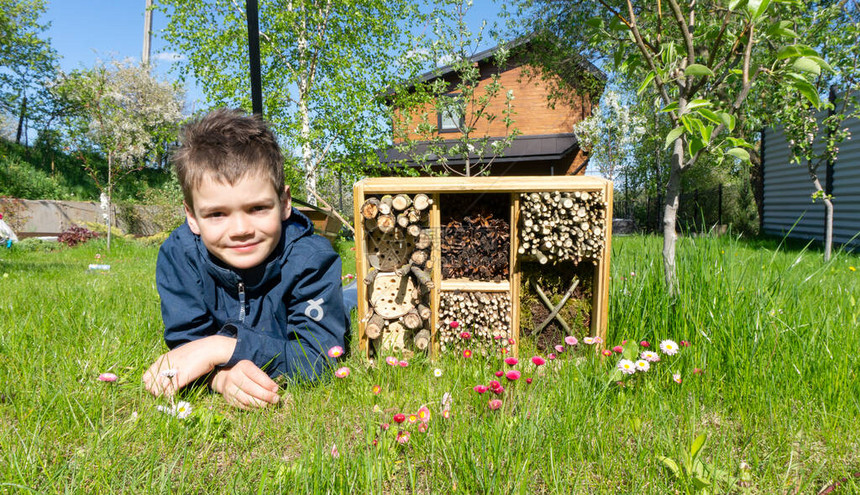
left=437, top=291, right=512, bottom=356
left=518, top=190, right=607, bottom=265
left=361, top=192, right=435, bottom=356
left=440, top=194, right=510, bottom=281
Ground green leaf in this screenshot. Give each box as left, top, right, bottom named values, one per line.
left=609, top=369, right=624, bottom=382
left=793, top=57, right=821, bottom=75
left=690, top=433, right=707, bottom=459
left=585, top=17, right=603, bottom=28
left=729, top=0, right=747, bottom=10
left=657, top=456, right=681, bottom=478
left=687, top=98, right=712, bottom=110
left=661, top=101, right=679, bottom=113
left=696, top=108, right=721, bottom=125
left=790, top=78, right=822, bottom=108
left=684, top=64, right=714, bottom=77
left=665, top=126, right=684, bottom=149
left=752, top=0, right=771, bottom=19
left=688, top=136, right=706, bottom=157
left=806, top=55, right=833, bottom=73
left=692, top=476, right=712, bottom=489
left=719, top=112, right=736, bottom=131
left=622, top=341, right=639, bottom=361
left=776, top=45, right=802, bottom=60
left=727, top=147, right=750, bottom=161
left=637, top=72, right=655, bottom=95
left=767, top=21, right=798, bottom=39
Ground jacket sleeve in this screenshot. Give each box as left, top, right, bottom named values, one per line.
left=220, top=240, right=349, bottom=382
left=156, top=232, right=218, bottom=349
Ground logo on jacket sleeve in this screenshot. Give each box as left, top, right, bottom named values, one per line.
left=304, top=298, right=325, bottom=322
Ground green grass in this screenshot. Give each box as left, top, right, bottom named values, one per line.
left=0, top=234, right=858, bottom=493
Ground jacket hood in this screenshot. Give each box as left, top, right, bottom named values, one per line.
left=194, top=207, right=315, bottom=292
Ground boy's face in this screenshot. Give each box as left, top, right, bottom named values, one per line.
left=185, top=172, right=291, bottom=271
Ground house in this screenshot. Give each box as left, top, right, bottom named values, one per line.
left=379, top=37, right=605, bottom=176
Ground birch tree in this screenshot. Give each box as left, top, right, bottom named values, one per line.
left=157, top=0, right=425, bottom=204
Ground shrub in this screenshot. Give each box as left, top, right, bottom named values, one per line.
left=57, top=225, right=99, bottom=247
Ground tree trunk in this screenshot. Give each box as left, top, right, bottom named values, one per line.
left=809, top=170, right=833, bottom=262
left=300, top=97, right=315, bottom=206
left=107, top=153, right=113, bottom=253
left=824, top=197, right=833, bottom=262
left=662, top=138, right=684, bottom=294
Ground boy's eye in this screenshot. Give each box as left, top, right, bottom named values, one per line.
left=250, top=205, right=270, bottom=213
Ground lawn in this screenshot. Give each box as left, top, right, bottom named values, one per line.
left=0, top=234, right=858, bottom=493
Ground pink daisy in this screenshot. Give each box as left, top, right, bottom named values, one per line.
left=531, top=356, right=546, bottom=366
left=494, top=370, right=503, bottom=377
left=504, top=357, right=518, bottom=366
left=327, top=346, right=344, bottom=358
left=473, top=385, right=488, bottom=394
left=396, top=431, right=410, bottom=444
left=462, top=349, right=472, bottom=358
left=449, top=321, right=460, bottom=329
left=602, top=349, right=612, bottom=357
left=548, top=353, right=557, bottom=360
left=97, top=372, right=118, bottom=382
left=640, top=340, right=650, bottom=347
left=417, top=406, right=431, bottom=423
left=505, top=370, right=521, bottom=381
left=554, top=344, right=564, bottom=353
left=488, top=399, right=502, bottom=410
left=399, top=360, right=409, bottom=367
left=460, top=331, right=471, bottom=339
left=335, top=367, right=350, bottom=378
left=385, top=356, right=399, bottom=366
left=612, top=345, right=623, bottom=353
left=393, top=413, right=405, bottom=423
left=371, top=384, right=381, bottom=394
left=526, top=378, right=533, bottom=384
left=564, top=336, right=578, bottom=346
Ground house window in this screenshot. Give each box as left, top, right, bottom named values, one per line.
left=438, top=94, right=464, bottom=133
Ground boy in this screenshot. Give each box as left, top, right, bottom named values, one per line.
left=143, top=109, right=348, bottom=409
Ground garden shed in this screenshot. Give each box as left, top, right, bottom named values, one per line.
left=761, top=106, right=860, bottom=251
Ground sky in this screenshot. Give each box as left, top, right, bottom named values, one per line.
left=42, top=1, right=507, bottom=112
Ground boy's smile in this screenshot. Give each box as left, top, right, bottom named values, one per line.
left=185, top=173, right=290, bottom=270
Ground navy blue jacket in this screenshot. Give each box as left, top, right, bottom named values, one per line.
left=156, top=208, right=349, bottom=382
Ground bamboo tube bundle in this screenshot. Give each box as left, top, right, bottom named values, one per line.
left=518, top=190, right=607, bottom=265
left=437, top=291, right=512, bottom=355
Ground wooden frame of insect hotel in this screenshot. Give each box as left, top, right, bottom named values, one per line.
left=353, top=176, right=613, bottom=360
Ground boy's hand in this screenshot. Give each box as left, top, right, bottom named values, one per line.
left=143, top=335, right=236, bottom=397
left=210, top=360, right=280, bottom=409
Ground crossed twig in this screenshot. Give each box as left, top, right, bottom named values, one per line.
left=530, top=277, right=580, bottom=335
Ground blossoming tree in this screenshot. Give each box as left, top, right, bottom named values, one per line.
left=53, top=60, right=184, bottom=251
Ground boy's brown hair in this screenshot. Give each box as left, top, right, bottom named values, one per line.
left=173, top=109, right=285, bottom=209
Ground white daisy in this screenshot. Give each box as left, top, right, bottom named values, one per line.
left=175, top=401, right=192, bottom=419
left=641, top=351, right=661, bottom=363
left=634, top=360, right=650, bottom=372
left=583, top=336, right=595, bottom=345
left=617, top=359, right=636, bottom=375
left=660, top=340, right=679, bottom=355
left=673, top=373, right=682, bottom=384
left=433, top=368, right=443, bottom=378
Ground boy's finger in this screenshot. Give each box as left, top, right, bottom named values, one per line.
left=240, top=362, right=280, bottom=393
left=233, top=372, right=280, bottom=404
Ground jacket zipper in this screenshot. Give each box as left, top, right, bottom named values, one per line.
left=237, top=281, right=246, bottom=322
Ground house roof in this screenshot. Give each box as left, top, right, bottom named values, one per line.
left=379, top=133, right=580, bottom=168
left=404, top=34, right=606, bottom=91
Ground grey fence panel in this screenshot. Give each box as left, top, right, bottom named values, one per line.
left=762, top=107, right=859, bottom=250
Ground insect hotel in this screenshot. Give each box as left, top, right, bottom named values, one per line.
left=353, top=176, right=613, bottom=359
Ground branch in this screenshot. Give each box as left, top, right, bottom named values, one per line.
left=667, top=0, right=696, bottom=68
left=618, top=0, right=676, bottom=111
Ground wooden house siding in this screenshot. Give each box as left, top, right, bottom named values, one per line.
left=395, top=64, right=594, bottom=142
